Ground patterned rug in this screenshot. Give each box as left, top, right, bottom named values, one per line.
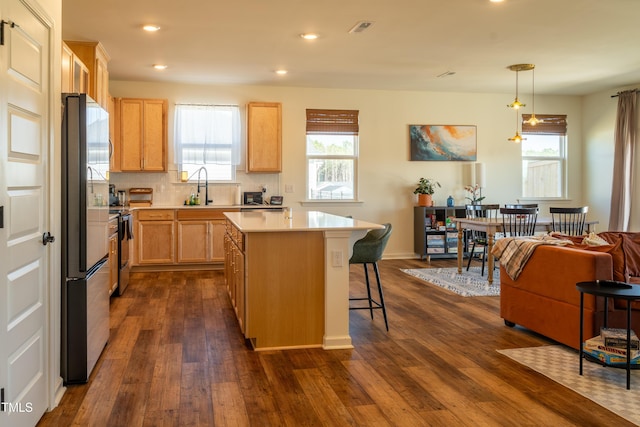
left=400, top=266, right=500, bottom=297
left=498, top=345, right=640, bottom=425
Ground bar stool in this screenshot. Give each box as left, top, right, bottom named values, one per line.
left=349, top=223, right=392, bottom=331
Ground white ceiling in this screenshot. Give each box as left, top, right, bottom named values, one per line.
left=62, top=0, right=640, bottom=96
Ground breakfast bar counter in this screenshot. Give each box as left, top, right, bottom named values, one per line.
left=224, top=210, right=383, bottom=350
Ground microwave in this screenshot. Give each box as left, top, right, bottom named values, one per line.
left=243, top=191, right=263, bottom=205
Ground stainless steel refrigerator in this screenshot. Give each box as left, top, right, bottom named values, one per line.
left=61, top=93, right=110, bottom=384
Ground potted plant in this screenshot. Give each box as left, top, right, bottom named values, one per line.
left=464, top=184, right=486, bottom=205
left=414, top=178, right=441, bottom=206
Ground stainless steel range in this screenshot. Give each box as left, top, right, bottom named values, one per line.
left=109, top=207, right=133, bottom=295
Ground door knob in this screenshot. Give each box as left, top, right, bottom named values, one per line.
left=42, top=232, right=55, bottom=245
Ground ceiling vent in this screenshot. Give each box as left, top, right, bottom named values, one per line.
left=349, top=21, right=374, bottom=34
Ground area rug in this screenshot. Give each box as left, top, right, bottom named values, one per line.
left=400, top=266, right=500, bottom=297
left=498, top=345, right=640, bottom=425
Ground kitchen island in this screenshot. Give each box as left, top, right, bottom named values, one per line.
left=224, top=210, right=383, bottom=350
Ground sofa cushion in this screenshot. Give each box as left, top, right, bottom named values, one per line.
left=576, top=239, right=625, bottom=282
left=623, top=234, right=640, bottom=278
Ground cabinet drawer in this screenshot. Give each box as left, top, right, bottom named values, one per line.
left=178, top=209, right=229, bottom=220
left=138, top=209, right=175, bottom=220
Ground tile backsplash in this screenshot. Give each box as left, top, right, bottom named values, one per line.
left=109, top=171, right=280, bottom=206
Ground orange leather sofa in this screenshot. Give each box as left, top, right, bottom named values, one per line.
left=500, top=232, right=640, bottom=350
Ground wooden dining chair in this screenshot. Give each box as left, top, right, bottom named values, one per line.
left=550, top=206, right=588, bottom=236
left=465, top=204, right=500, bottom=276
left=500, top=207, right=538, bottom=237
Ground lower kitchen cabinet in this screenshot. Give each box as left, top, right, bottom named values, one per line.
left=177, top=220, right=209, bottom=263
left=136, top=210, right=176, bottom=264
left=210, top=219, right=226, bottom=262
left=224, top=221, right=245, bottom=332
left=133, top=208, right=239, bottom=268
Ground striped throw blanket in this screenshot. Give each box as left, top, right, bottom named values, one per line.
left=491, top=235, right=573, bottom=280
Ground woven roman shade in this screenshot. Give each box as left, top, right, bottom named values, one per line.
left=522, top=114, right=567, bottom=135
left=306, top=109, right=359, bottom=135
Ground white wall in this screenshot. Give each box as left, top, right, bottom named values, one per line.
left=583, top=84, right=640, bottom=232
left=110, top=80, right=587, bottom=258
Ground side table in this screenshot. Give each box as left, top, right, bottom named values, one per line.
left=577, top=280, right=640, bottom=390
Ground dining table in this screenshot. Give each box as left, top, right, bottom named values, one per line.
left=453, top=217, right=599, bottom=285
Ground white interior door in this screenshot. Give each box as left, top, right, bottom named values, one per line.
left=0, top=0, right=51, bottom=425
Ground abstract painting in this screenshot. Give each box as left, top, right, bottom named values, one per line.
left=409, top=125, right=477, bottom=161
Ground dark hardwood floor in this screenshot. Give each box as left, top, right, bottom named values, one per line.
left=38, top=259, right=633, bottom=426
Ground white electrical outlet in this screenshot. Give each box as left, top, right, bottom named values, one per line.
left=332, top=250, right=343, bottom=267
left=285, top=184, right=294, bottom=193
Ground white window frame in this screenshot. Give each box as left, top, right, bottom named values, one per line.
left=174, top=104, right=241, bottom=182
left=520, top=114, right=567, bottom=200
left=305, top=109, right=360, bottom=202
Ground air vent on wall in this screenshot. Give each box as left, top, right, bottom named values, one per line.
left=349, top=21, right=374, bottom=34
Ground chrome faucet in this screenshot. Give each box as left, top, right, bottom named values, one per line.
left=196, top=167, right=211, bottom=205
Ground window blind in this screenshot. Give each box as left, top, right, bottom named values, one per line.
left=306, top=109, right=359, bottom=135
left=522, top=114, right=567, bottom=135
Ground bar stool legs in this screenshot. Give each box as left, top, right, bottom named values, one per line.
left=349, top=261, right=389, bottom=331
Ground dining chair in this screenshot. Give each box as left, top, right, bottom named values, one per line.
left=550, top=206, right=588, bottom=236
left=465, top=204, right=500, bottom=276
left=349, top=223, right=392, bottom=331
left=500, top=207, right=538, bottom=237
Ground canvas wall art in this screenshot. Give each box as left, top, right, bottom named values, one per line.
left=409, top=125, right=477, bottom=161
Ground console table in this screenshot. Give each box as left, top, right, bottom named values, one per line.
left=577, top=280, right=640, bottom=390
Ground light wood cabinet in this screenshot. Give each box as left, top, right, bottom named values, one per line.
left=223, top=220, right=325, bottom=348
left=177, top=220, right=209, bottom=263
left=224, top=221, right=245, bottom=332
left=115, top=98, right=168, bottom=172
left=61, top=41, right=89, bottom=94
left=63, top=41, right=110, bottom=110
left=176, top=209, right=235, bottom=264
left=133, top=208, right=238, bottom=268
left=136, top=210, right=175, bottom=264
left=210, top=219, right=226, bottom=262
left=247, top=102, right=282, bottom=172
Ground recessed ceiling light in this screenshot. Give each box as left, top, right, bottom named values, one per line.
left=300, top=33, right=318, bottom=40
left=143, top=25, right=161, bottom=32
left=275, top=69, right=288, bottom=75
left=489, top=0, right=505, bottom=3
left=153, top=64, right=168, bottom=70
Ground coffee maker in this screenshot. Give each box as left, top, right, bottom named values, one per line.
left=109, top=184, right=118, bottom=206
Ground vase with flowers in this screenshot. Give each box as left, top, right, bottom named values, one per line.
left=464, top=184, right=485, bottom=205
left=414, top=178, right=441, bottom=206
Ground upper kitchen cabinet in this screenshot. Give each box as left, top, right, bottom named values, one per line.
left=247, top=102, right=282, bottom=173
left=115, top=98, right=168, bottom=172
left=61, top=41, right=89, bottom=94
left=63, top=41, right=110, bottom=110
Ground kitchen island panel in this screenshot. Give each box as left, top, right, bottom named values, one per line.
left=245, top=231, right=325, bottom=349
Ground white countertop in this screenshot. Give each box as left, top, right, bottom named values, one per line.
left=224, top=210, right=383, bottom=232
left=126, top=204, right=283, bottom=210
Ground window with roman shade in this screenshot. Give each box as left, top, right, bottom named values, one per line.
left=305, top=109, right=359, bottom=201
left=521, top=114, right=567, bottom=198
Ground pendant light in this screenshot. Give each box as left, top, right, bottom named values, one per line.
left=524, top=66, right=543, bottom=126
left=506, top=63, right=534, bottom=142
left=506, top=64, right=534, bottom=109
left=507, top=110, right=526, bottom=143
